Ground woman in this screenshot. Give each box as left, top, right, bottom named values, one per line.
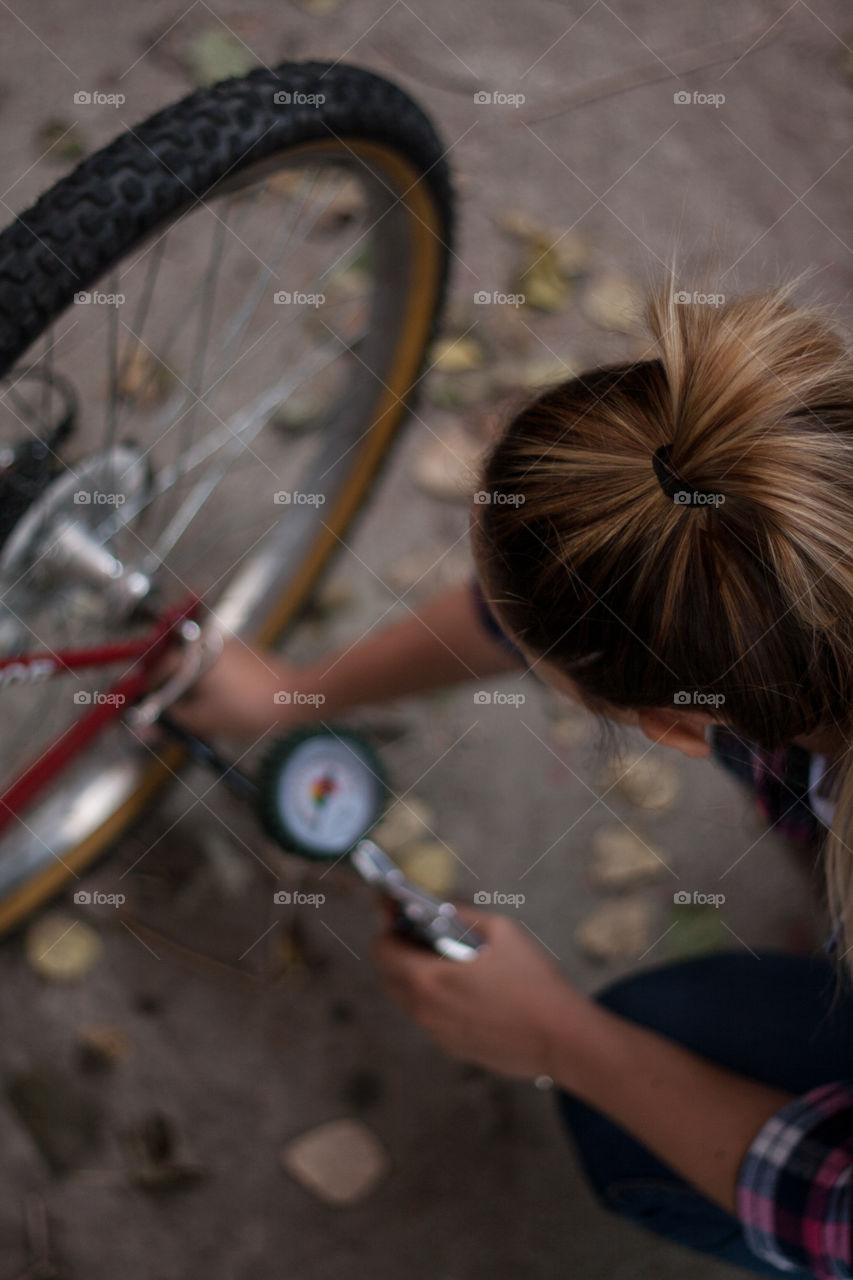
left=167, top=285, right=853, bottom=1279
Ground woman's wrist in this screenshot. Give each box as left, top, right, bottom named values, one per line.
left=540, top=988, right=615, bottom=1093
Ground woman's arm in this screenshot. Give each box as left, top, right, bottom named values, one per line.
left=373, top=911, right=793, bottom=1215
left=547, top=985, right=793, bottom=1214
left=167, top=581, right=524, bottom=738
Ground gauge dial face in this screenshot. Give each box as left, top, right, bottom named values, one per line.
left=273, top=734, right=382, bottom=856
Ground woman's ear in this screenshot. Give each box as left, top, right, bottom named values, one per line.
left=636, top=707, right=715, bottom=759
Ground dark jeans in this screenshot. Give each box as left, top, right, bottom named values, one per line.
left=557, top=952, right=853, bottom=1277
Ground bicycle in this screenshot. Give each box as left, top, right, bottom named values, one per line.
left=0, top=60, right=452, bottom=933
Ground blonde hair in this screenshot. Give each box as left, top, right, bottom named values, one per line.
left=476, top=283, right=853, bottom=975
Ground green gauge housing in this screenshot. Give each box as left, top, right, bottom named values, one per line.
left=255, top=727, right=387, bottom=860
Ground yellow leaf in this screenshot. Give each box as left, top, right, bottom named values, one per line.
left=582, top=274, right=643, bottom=334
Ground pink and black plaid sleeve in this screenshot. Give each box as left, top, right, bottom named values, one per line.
left=738, top=1081, right=853, bottom=1278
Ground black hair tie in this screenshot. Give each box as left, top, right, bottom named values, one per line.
left=652, top=443, right=723, bottom=507
left=651, top=443, right=685, bottom=499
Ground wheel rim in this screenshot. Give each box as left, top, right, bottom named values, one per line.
left=0, top=138, right=444, bottom=916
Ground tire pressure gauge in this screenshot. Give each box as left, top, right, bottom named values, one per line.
left=256, top=728, right=386, bottom=859
left=156, top=718, right=486, bottom=962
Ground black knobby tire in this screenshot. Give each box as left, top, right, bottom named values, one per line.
left=0, top=59, right=453, bottom=374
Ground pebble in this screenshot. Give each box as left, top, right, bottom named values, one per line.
left=281, top=1118, right=389, bottom=1205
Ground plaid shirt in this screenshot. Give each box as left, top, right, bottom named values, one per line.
left=738, top=1083, right=853, bottom=1278
left=470, top=578, right=852, bottom=1278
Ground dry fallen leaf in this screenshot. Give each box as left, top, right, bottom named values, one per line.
left=77, top=1023, right=133, bottom=1070
left=548, top=715, right=591, bottom=748
left=25, top=912, right=102, bottom=982
left=35, top=119, right=87, bottom=162
left=410, top=426, right=483, bottom=501
left=370, top=797, right=434, bottom=853
left=574, top=897, right=654, bottom=962
left=517, top=357, right=580, bottom=389
left=291, top=0, right=344, bottom=11
left=385, top=550, right=470, bottom=595
left=281, top=1118, right=389, bottom=1205
left=498, top=212, right=587, bottom=313
left=185, top=27, right=255, bottom=86
left=396, top=840, right=456, bottom=897
left=582, top=274, right=643, bottom=334
left=589, top=825, right=667, bottom=889
left=271, top=391, right=328, bottom=433
left=117, top=344, right=174, bottom=408
left=600, top=751, right=680, bottom=811
left=429, top=335, right=486, bottom=373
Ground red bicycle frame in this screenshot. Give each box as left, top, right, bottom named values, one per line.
left=0, top=593, right=201, bottom=836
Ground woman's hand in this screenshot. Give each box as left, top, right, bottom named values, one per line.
left=148, top=639, right=320, bottom=740
left=372, top=906, right=590, bottom=1080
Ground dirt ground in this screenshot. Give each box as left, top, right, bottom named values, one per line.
left=0, top=1, right=851, bottom=1276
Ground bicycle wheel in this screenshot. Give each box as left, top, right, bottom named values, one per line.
left=0, top=60, right=452, bottom=931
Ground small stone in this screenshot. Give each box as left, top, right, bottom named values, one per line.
left=589, top=826, right=667, bottom=889
left=410, top=427, right=483, bottom=501
left=582, top=274, right=643, bottom=334
left=77, top=1024, right=133, bottom=1071
left=281, top=1118, right=389, bottom=1205
left=600, top=752, right=680, bottom=811
left=396, top=841, right=456, bottom=896
left=25, top=913, right=102, bottom=983
left=574, top=897, right=654, bottom=962
left=370, top=797, right=433, bottom=853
